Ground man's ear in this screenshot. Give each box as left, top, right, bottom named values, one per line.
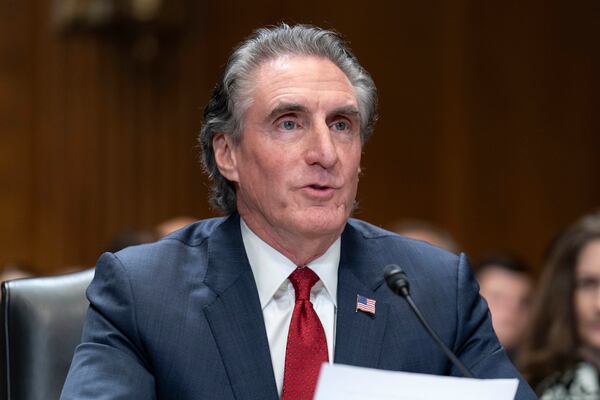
left=213, top=132, right=239, bottom=183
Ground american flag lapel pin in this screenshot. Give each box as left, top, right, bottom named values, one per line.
left=356, top=294, right=376, bottom=316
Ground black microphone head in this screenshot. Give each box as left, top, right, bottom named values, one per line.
left=383, top=264, right=410, bottom=297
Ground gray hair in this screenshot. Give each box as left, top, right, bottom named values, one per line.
left=199, top=23, right=378, bottom=214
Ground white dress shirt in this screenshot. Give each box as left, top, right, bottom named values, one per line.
left=240, top=219, right=339, bottom=396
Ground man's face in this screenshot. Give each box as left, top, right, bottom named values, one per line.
left=216, top=55, right=362, bottom=250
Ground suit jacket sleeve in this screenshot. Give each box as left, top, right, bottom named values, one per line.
left=60, top=252, right=156, bottom=400
left=453, top=253, right=537, bottom=400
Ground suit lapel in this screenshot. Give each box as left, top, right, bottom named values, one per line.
left=334, top=222, right=390, bottom=368
left=203, top=214, right=278, bottom=400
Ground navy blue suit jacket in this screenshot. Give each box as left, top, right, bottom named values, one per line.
left=61, top=214, right=537, bottom=399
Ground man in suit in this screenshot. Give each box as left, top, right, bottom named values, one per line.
left=61, top=24, right=537, bottom=399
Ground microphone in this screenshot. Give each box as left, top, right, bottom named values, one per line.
left=383, top=264, right=474, bottom=378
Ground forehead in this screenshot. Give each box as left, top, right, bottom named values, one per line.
left=576, top=239, right=600, bottom=276
left=248, top=54, right=358, bottom=109
left=479, top=267, right=531, bottom=290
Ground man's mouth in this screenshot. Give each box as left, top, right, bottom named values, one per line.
left=309, top=184, right=331, bottom=190
left=302, top=184, right=337, bottom=199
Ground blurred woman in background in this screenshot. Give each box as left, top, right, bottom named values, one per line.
left=519, top=211, right=600, bottom=398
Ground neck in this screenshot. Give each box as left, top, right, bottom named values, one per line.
left=239, top=214, right=342, bottom=266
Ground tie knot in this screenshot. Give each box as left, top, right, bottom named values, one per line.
left=288, top=267, right=320, bottom=301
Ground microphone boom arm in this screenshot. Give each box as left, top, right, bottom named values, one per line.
left=384, top=264, right=474, bottom=378
left=403, top=292, right=473, bottom=378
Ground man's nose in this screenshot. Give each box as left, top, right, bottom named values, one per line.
left=304, top=121, right=338, bottom=168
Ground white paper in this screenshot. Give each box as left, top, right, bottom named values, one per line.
left=314, top=363, right=518, bottom=400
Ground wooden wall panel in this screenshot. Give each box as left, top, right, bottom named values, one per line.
left=455, top=0, right=600, bottom=266
left=0, top=0, right=599, bottom=274
left=0, top=1, right=35, bottom=268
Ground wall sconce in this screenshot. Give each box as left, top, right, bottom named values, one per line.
left=51, top=0, right=185, bottom=63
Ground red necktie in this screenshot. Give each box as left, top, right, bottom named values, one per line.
left=281, top=267, right=329, bottom=400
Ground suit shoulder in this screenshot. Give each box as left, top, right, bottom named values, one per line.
left=347, top=218, right=396, bottom=239
left=107, top=216, right=228, bottom=274
left=160, top=216, right=228, bottom=247
left=346, top=218, right=460, bottom=276
left=120, top=216, right=225, bottom=253
left=348, top=218, right=455, bottom=255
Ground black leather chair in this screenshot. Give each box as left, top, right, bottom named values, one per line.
left=0, top=268, right=94, bottom=400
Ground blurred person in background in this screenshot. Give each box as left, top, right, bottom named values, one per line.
left=389, top=219, right=459, bottom=253
left=475, top=254, right=533, bottom=360
left=155, top=216, right=197, bottom=237
left=107, top=229, right=157, bottom=253
left=0, top=261, right=34, bottom=282
left=519, top=211, right=600, bottom=398
left=0, top=261, right=34, bottom=304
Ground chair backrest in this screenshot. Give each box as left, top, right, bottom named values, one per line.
left=0, top=268, right=94, bottom=400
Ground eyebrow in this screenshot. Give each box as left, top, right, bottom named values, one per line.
left=266, top=102, right=309, bottom=122
left=266, top=103, right=360, bottom=122
left=331, top=105, right=360, bottom=118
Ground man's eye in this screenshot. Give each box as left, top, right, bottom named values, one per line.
left=279, top=120, right=298, bottom=130
left=332, top=121, right=349, bottom=131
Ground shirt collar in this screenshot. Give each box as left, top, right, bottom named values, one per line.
left=240, top=218, right=339, bottom=309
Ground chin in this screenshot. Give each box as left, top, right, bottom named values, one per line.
left=296, top=209, right=348, bottom=236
